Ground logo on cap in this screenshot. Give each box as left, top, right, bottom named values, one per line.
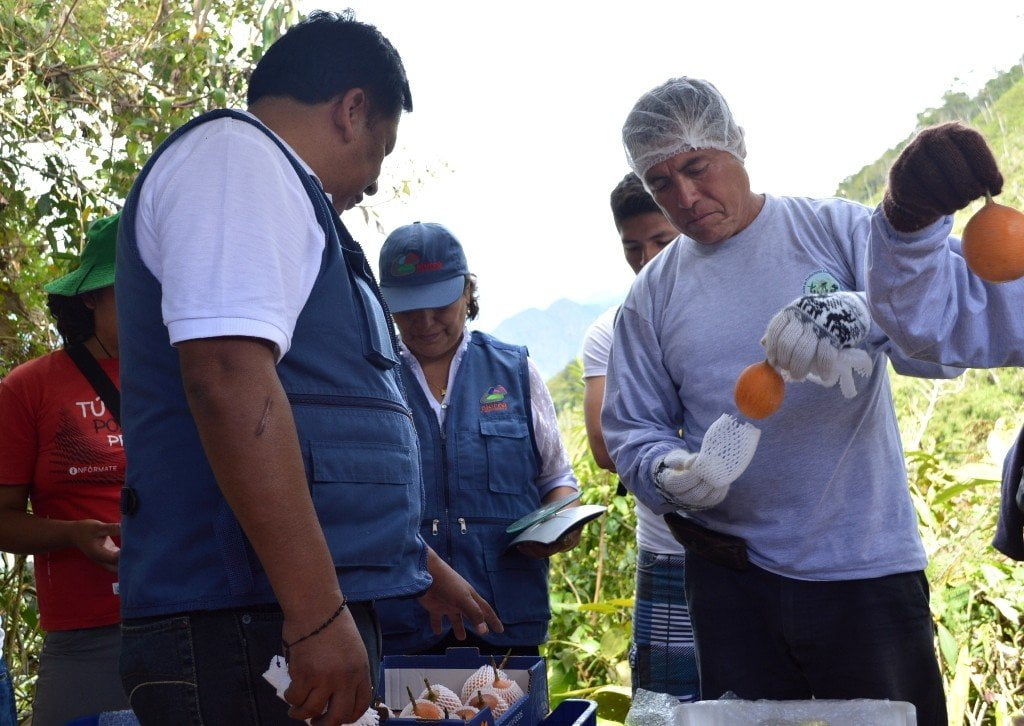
left=391, top=252, right=443, bottom=278
left=480, top=385, right=509, bottom=413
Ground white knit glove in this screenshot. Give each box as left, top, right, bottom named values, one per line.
left=653, top=414, right=761, bottom=511
left=761, top=292, right=874, bottom=399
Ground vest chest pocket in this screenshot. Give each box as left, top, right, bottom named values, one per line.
left=308, top=439, right=416, bottom=567
left=455, top=416, right=534, bottom=494
left=351, top=276, right=398, bottom=370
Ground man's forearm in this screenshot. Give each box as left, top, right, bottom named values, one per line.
left=583, top=377, right=616, bottom=471
left=179, top=337, right=342, bottom=620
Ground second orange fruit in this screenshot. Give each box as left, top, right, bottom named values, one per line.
left=734, top=360, right=785, bottom=419
left=962, top=195, right=1024, bottom=283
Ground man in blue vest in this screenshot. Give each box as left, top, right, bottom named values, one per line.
left=115, top=11, right=501, bottom=725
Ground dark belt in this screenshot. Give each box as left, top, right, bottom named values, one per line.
left=663, top=512, right=749, bottom=570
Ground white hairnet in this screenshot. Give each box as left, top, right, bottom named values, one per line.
left=622, top=77, right=746, bottom=179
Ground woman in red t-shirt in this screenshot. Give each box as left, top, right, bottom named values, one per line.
left=0, top=213, right=130, bottom=725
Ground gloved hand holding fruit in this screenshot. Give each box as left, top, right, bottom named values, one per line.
left=653, top=413, right=760, bottom=511
left=760, top=291, right=873, bottom=398
left=882, top=121, right=1003, bottom=233
left=882, top=121, right=1024, bottom=283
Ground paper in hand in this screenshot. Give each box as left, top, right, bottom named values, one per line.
left=261, top=655, right=380, bottom=726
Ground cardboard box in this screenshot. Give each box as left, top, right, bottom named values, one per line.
left=380, top=647, right=548, bottom=726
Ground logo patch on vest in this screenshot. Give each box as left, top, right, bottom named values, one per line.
left=803, top=270, right=840, bottom=295
left=480, top=385, right=509, bottom=413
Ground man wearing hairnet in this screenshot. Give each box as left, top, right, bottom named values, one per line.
left=601, top=77, right=957, bottom=725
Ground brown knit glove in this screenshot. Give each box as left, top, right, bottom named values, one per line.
left=882, top=122, right=1004, bottom=233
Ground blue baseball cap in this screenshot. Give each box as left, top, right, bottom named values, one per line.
left=378, top=222, right=469, bottom=313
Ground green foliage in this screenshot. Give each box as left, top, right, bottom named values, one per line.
left=835, top=62, right=1024, bottom=210
left=547, top=358, right=585, bottom=415
left=542, top=384, right=634, bottom=704
left=0, top=0, right=298, bottom=375
left=891, top=368, right=1024, bottom=725
left=0, top=554, right=42, bottom=719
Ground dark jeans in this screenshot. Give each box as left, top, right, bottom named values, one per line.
left=120, top=602, right=379, bottom=725
left=684, top=553, right=947, bottom=726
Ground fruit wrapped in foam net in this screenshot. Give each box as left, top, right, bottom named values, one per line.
left=418, top=679, right=462, bottom=714
left=453, top=704, right=479, bottom=721
left=459, top=656, right=525, bottom=705
left=399, top=686, right=447, bottom=719
left=465, top=687, right=509, bottom=717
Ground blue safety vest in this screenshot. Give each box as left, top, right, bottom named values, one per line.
left=378, top=331, right=550, bottom=651
left=115, top=110, right=430, bottom=617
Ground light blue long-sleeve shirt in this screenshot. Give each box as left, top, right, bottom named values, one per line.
left=867, top=207, right=1024, bottom=368
left=602, top=194, right=960, bottom=581
left=866, top=205, right=1024, bottom=560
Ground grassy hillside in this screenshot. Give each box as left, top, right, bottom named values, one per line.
left=836, top=63, right=1024, bottom=218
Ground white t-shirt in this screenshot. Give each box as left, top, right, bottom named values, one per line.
left=400, top=332, right=578, bottom=500
left=581, top=305, right=684, bottom=555
left=135, top=113, right=326, bottom=359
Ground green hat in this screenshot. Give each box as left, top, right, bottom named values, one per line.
left=43, top=211, right=121, bottom=296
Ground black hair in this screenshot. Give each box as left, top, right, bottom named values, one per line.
left=47, top=293, right=95, bottom=346
left=610, top=172, right=662, bottom=228
left=247, top=9, right=413, bottom=120
left=465, top=275, right=480, bottom=321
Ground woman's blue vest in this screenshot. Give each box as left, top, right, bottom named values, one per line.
left=115, top=110, right=430, bottom=617
left=377, top=331, right=550, bottom=651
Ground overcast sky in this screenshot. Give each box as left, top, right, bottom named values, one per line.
left=305, top=0, right=1024, bottom=331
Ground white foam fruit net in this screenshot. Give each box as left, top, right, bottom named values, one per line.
left=692, top=414, right=761, bottom=489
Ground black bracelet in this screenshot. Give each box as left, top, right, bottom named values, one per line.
left=282, top=595, right=348, bottom=662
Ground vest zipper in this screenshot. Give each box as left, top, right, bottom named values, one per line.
left=439, top=417, right=455, bottom=565
left=458, top=517, right=467, bottom=534
left=286, top=393, right=412, bottom=419
left=431, top=519, right=439, bottom=536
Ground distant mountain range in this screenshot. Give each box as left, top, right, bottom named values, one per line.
left=483, top=298, right=613, bottom=379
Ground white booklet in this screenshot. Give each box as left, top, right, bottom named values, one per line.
left=506, top=504, right=607, bottom=549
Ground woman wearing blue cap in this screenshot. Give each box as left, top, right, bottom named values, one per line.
left=0, top=213, right=130, bottom=724
left=376, top=221, right=581, bottom=656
